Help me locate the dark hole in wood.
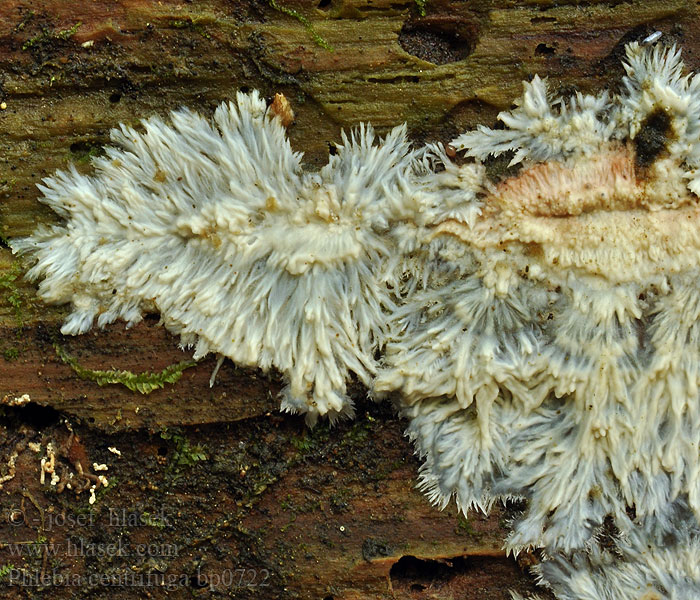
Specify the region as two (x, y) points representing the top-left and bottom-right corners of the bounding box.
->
(399, 16), (478, 65)
(535, 43), (555, 56)
(390, 555), (470, 581)
(6, 403), (63, 428)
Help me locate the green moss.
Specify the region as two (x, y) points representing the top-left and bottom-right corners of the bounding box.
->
(54, 344), (197, 394)
(160, 428), (208, 469)
(291, 434), (314, 453)
(22, 21), (81, 50)
(92, 476), (116, 505)
(69, 140), (105, 163)
(14, 11), (35, 32)
(170, 16), (212, 39)
(0, 261), (25, 328)
(0, 564), (14, 582)
(268, 0), (333, 51)
(415, 0), (428, 16)
(328, 489), (350, 514)
(3, 348), (19, 361)
(140, 509), (167, 529)
(456, 514), (483, 540)
(280, 494), (294, 512)
(21, 34), (42, 50)
(291, 422), (331, 456)
(56, 22), (82, 40)
(342, 419), (371, 444)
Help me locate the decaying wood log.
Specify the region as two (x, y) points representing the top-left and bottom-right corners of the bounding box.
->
(1, 0), (699, 597)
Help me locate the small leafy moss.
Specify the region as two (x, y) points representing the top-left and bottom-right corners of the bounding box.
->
(22, 21), (81, 50)
(415, 0), (428, 16)
(160, 428), (208, 469)
(0, 564), (14, 582)
(268, 0), (332, 51)
(140, 509), (167, 529)
(291, 433), (316, 453)
(3, 348), (19, 361)
(14, 11), (35, 32)
(291, 423), (331, 457)
(56, 22), (82, 40)
(280, 494), (295, 511)
(54, 344), (197, 394)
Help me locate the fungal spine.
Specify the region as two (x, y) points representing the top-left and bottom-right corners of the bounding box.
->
(13, 41), (700, 599)
(13, 91), (430, 425)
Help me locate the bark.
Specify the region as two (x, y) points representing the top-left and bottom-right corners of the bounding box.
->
(0, 0), (698, 597)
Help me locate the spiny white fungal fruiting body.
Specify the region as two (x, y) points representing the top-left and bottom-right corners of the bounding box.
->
(512, 501), (700, 600)
(12, 90), (429, 425)
(376, 40), (700, 586)
(13, 40), (700, 600)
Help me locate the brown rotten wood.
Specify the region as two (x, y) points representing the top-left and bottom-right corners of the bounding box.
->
(0, 0), (698, 598)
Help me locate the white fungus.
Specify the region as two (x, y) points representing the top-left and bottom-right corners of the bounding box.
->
(374, 41), (700, 598)
(13, 41), (700, 599)
(12, 90), (429, 425)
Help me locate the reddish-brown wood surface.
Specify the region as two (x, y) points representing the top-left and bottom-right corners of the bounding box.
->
(2, 0), (699, 597)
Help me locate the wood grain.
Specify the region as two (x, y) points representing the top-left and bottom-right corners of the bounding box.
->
(1, 0), (698, 597)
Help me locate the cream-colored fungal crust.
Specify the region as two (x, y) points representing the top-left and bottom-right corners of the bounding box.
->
(433, 146), (700, 283)
(13, 91), (428, 425)
(376, 41), (700, 597)
(14, 40), (700, 600)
